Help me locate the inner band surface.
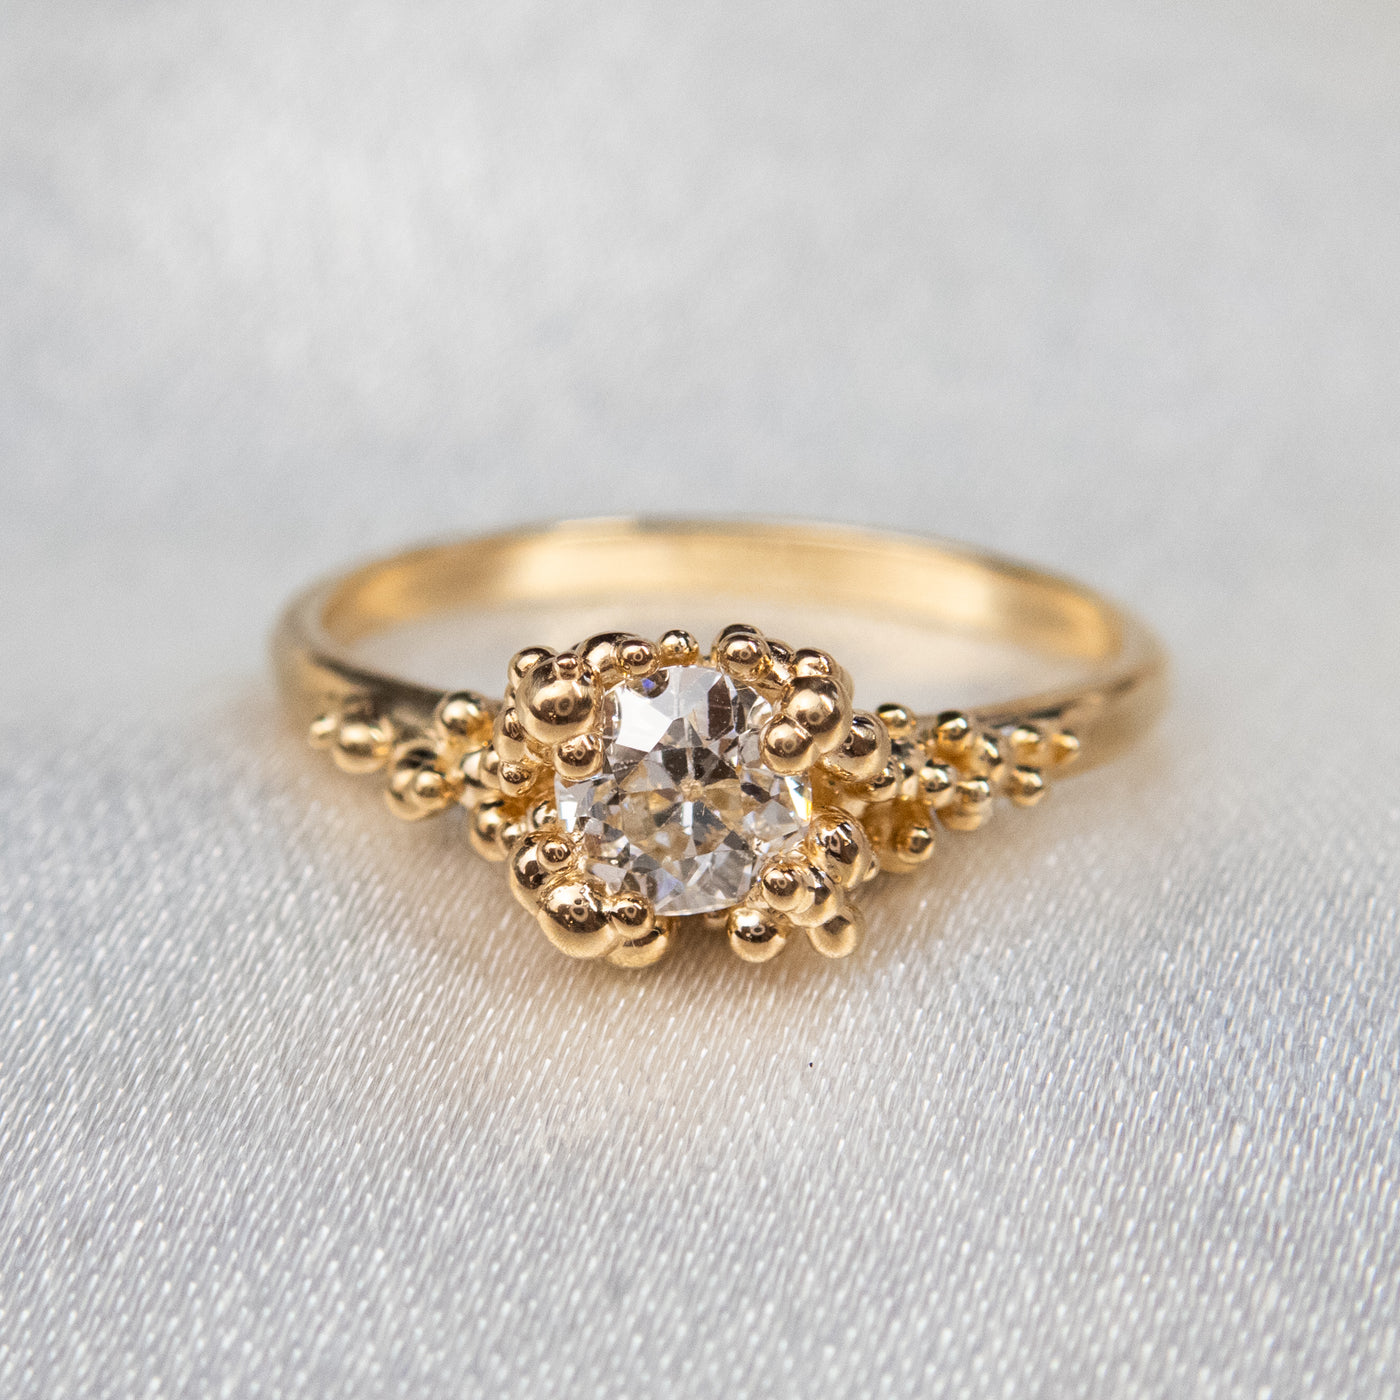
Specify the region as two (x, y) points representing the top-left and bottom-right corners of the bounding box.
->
(277, 518), (1166, 773)
(323, 519), (1118, 658)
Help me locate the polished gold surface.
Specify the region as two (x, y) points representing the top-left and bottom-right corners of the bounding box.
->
(276, 518), (1165, 768)
(274, 519), (1167, 967)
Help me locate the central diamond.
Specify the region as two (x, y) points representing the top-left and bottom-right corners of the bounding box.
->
(554, 665), (812, 916)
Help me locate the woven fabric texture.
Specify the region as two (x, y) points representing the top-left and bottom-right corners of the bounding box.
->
(2, 2), (1398, 1396)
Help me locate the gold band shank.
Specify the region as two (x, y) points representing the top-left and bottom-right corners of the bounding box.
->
(274, 518), (1166, 773)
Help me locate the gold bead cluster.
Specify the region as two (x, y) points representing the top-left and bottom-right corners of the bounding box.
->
(845, 707), (1081, 876)
(308, 690), (494, 819)
(493, 624), (869, 966)
(306, 625), (1079, 969)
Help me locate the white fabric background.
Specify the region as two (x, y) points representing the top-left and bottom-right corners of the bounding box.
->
(2, 2), (1398, 1396)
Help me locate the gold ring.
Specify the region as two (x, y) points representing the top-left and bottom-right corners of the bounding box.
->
(273, 518), (1167, 967)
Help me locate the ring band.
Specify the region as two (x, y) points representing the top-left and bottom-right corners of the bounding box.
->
(274, 518), (1167, 967)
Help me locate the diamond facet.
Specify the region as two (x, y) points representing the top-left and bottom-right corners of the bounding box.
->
(554, 666), (812, 916)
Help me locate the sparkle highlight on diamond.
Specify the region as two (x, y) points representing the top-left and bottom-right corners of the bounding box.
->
(554, 665), (812, 916)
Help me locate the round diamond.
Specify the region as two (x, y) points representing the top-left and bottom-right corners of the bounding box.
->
(554, 665), (812, 916)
